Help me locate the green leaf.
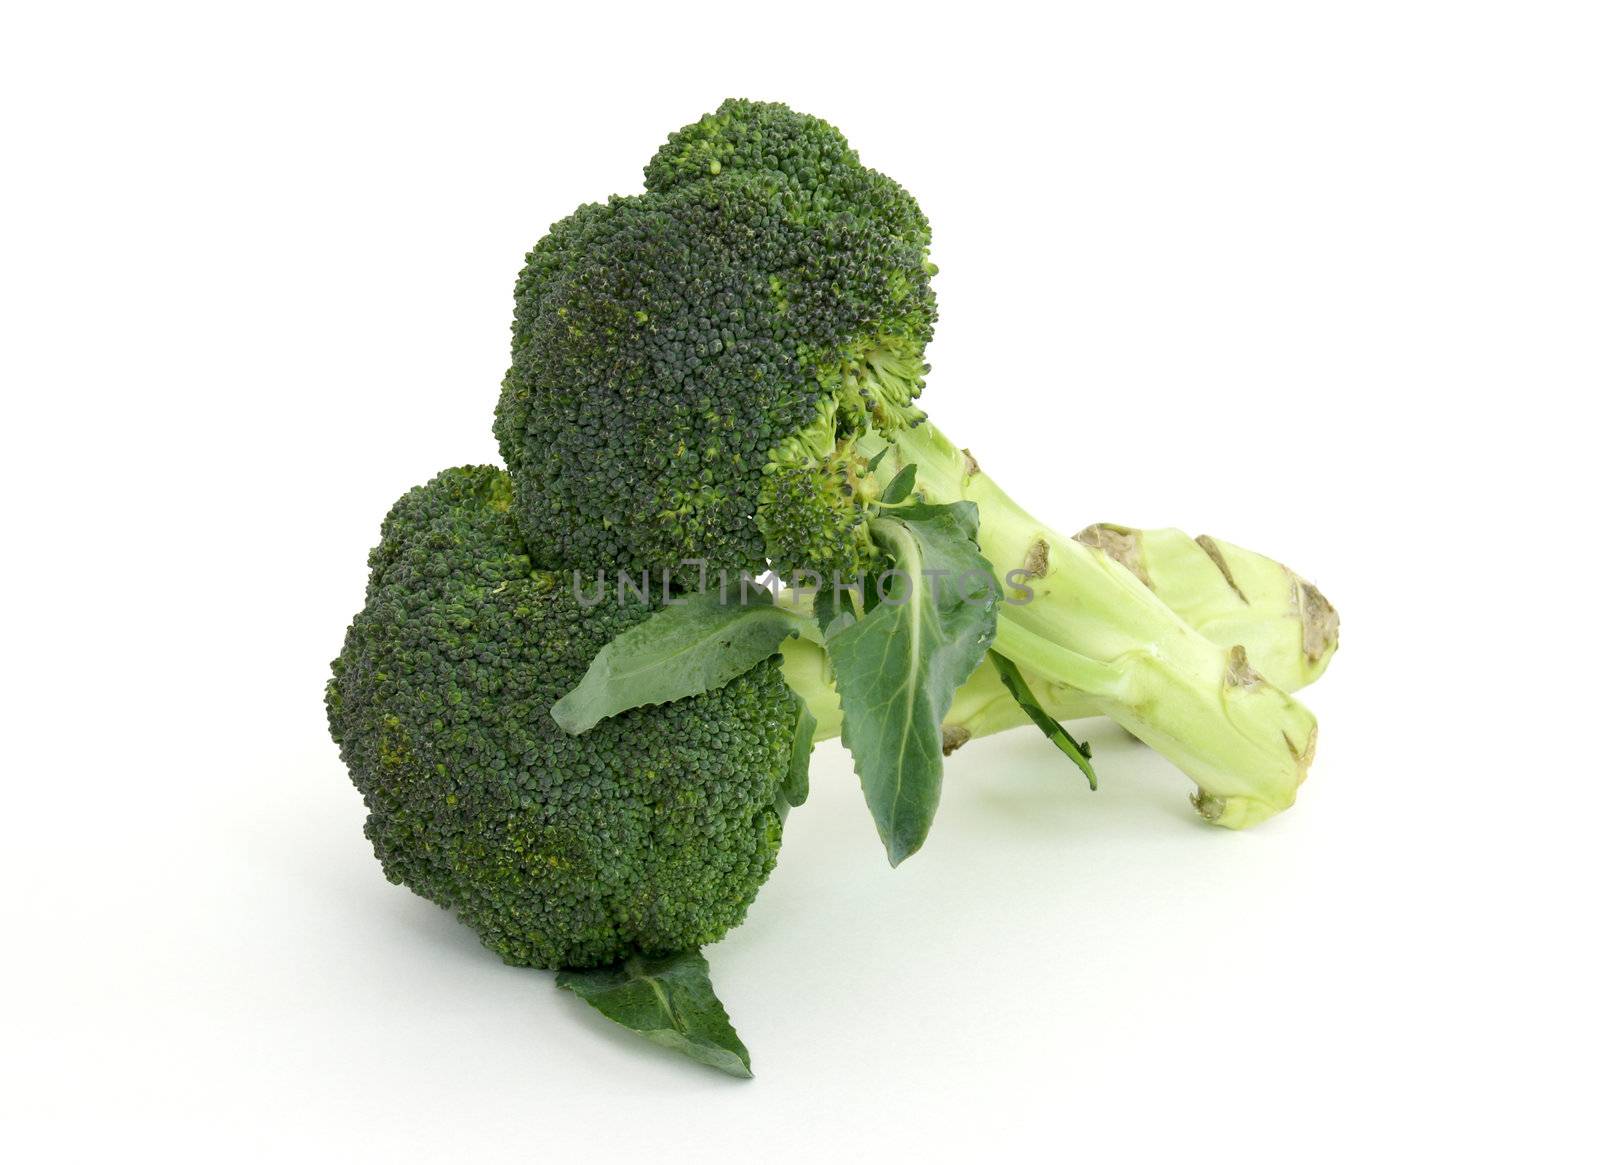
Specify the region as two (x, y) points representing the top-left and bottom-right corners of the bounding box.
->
(779, 693), (816, 815)
(552, 590), (814, 734)
(556, 949), (752, 1078)
(879, 462), (918, 505)
(989, 652), (1098, 789)
(828, 501), (999, 865)
(895, 498), (981, 539)
(813, 585), (844, 639)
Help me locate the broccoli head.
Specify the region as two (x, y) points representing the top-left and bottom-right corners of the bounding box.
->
(326, 466), (800, 969)
(495, 98), (935, 580)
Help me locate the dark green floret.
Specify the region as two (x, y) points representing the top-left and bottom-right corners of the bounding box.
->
(326, 466), (799, 969)
(495, 99), (936, 581)
(644, 97), (932, 249)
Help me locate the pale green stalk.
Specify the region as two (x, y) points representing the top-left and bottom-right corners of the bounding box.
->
(806, 424), (1324, 828)
(780, 514), (1337, 763)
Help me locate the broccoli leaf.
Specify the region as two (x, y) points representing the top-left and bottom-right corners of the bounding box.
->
(779, 696), (816, 815)
(552, 589), (815, 733)
(829, 501), (998, 865)
(878, 462), (918, 505)
(988, 651), (1098, 789)
(557, 949), (752, 1078)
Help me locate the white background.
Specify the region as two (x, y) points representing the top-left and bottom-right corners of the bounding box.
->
(4, 3), (1597, 1160)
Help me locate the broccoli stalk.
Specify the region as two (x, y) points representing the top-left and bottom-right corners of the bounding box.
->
(778, 639), (1060, 751)
(854, 422), (1318, 828)
(782, 642), (1301, 786)
(778, 512), (1335, 789)
(1072, 522), (1337, 695)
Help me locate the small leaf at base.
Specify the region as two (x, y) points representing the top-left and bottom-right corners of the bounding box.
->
(556, 949), (752, 1078)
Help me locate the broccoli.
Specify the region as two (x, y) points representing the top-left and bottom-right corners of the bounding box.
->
(327, 100), (1342, 1076)
(497, 99), (1323, 850)
(328, 468), (1333, 961)
(325, 466), (807, 971)
(326, 468), (1334, 1074)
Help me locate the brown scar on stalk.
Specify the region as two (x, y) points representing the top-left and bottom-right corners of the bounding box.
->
(1072, 523), (1150, 586)
(1224, 644), (1265, 688)
(1294, 576), (1338, 662)
(1191, 790), (1227, 821)
(1292, 722), (1319, 769)
(1195, 534), (1248, 603)
(1021, 537), (1050, 580)
(1000, 537), (1051, 603)
(941, 725), (971, 755)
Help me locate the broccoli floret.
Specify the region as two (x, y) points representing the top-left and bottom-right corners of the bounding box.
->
(644, 97), (933, 249)
(495, 99), (935, 580)
(326, 466), (798, 969)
